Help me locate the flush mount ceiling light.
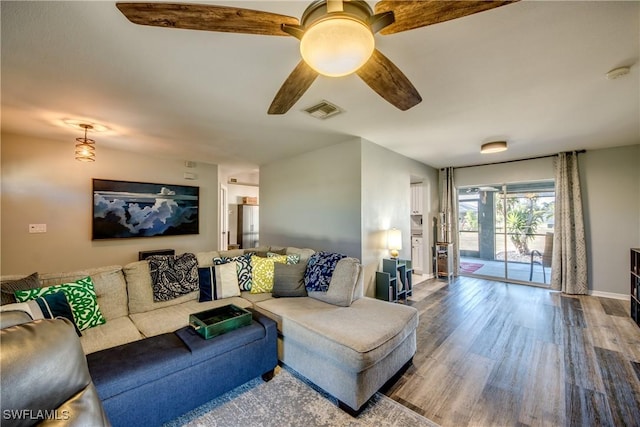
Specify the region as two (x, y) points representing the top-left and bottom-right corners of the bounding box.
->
(75, 124), (96, 162)
(480, 141), (508, 154)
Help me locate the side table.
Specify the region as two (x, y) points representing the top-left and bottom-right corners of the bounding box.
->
(376, 258), (413, 303)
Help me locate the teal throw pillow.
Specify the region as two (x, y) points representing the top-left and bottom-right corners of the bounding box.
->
(14, 276), (106, 331)
(214, 253), (252, 291)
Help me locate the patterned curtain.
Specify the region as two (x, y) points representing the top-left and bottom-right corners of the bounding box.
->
(551, 152), (588, 294)
(439, 167), (459, 276)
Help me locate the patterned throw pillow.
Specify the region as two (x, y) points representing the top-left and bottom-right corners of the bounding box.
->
(304, 251), (347, 292)
(0, 291), (81, 336)
(267, 252), (300, 265)
(250, 255), (288, 294)
(14, 276), (106, 331)
(214, 253), (252, 291)
(148, 253), (199, 302)
(1, 272), (41, 306)
(198, 262), (240, 302)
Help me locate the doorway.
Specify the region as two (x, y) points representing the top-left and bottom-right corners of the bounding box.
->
(219, 184), (228, 251)
(458, 181), (555, 286)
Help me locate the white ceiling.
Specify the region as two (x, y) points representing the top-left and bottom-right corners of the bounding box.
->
(2, 1), (639, 171)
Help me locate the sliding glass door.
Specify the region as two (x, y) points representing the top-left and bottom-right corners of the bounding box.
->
(458, 181), (555, 286)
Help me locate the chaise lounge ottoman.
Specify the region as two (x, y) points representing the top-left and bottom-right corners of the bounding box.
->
(255, 295), (418, 414)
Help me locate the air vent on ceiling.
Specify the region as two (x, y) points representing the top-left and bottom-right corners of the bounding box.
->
(303, 100), (343, 120)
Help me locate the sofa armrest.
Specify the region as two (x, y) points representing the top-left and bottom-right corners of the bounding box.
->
(248, 308), (277, 343)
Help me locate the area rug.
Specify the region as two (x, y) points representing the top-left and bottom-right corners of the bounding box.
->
(459, 261), (484, 274)
(164, 368), (439, 427)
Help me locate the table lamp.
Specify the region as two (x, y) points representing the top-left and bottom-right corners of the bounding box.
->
(388, 228), (402, 259)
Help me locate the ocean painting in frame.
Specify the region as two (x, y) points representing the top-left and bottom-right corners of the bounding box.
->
(92, 179), (199, 239)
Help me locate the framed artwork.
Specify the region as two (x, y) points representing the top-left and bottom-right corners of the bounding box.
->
(92, 179), (199, 239)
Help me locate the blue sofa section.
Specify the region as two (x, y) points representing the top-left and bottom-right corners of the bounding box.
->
(86, 311), (277, 427)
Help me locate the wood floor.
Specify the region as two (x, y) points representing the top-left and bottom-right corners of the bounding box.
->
(384, 276), (640, 427)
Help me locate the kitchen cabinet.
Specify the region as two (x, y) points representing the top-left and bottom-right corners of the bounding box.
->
(412, 237), (423, 274)
(411, 183), (423, 215)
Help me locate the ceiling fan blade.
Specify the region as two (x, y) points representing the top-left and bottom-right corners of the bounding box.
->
(374, 1), (518, 35)
(356, 49), (422, 111)
(268, 61), (319, 115)
(116, 3), (299, 36)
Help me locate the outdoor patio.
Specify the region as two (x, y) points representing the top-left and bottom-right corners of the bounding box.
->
(459, 256), (551, 285)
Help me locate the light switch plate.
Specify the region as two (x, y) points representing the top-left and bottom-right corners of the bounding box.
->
(28, 224), (47, 233)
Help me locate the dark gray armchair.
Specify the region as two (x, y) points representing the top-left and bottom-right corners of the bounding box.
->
(1, 311), (110, 427)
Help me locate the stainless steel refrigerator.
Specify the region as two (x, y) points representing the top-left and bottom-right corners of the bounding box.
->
(237, 204), (259, 249)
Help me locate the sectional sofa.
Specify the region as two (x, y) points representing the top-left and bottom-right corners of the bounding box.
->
(0, 245), (419, 422)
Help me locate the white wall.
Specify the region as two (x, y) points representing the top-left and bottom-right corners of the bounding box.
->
(259, 138), (363, 258)
(455, 157), (555, 187)
(1, 132), (219, 274)
(453, 145), (640, 297)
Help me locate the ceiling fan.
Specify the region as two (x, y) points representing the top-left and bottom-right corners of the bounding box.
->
(116, 0), (518, 115)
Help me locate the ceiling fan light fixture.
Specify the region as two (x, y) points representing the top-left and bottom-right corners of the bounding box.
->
(300, 17), (374, 77)
(480, 141), (508, 154)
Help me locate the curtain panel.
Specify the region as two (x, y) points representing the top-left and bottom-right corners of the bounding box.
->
(551, 152), (588, 294)
(439, 167), (459, 276)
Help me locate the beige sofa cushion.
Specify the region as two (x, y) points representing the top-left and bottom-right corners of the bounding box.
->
(79, 316), (143, 354)
(255, 296), (418, 373)
(240, 290), (273, 304)
(284, 247), (315, 263)
(129, 297), (252, 337)
(196, 251), (221, 267)
(307, 258), (362, 307)
(123, 261), (198, 314)
(3, 266), (128, 321)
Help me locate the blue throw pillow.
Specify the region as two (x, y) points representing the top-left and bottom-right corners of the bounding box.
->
(198, 265), (240, 302)
(304, 251), (347, 292)
(1, 291), (81, 336)
(35, 292), (82, 336)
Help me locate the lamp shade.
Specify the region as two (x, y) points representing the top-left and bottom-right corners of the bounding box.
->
(75, 124), (96, 162)
(387, 228), (402, 258)
(300, 17), (374, 77)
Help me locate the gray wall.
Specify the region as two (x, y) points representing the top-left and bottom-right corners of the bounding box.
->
(1, 132), (219, 274)
(580, 144), (640, 296)
(259, 138), (363, 258)
(453, 144), (640, 297)
(260, 137), (438, 297)
(361, 140), (438, 295)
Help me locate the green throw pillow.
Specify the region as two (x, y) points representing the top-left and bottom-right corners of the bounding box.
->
(14, 276), (106, 331)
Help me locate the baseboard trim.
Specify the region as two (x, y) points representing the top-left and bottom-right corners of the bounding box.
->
(412, 273), (435, 281)
(589, 290), (629, 301)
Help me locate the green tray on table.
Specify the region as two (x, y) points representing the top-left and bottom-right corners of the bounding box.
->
(189, 304), (252, 339)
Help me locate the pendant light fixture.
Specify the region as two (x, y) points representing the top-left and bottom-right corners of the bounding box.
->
(75, 124), (96, 162)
